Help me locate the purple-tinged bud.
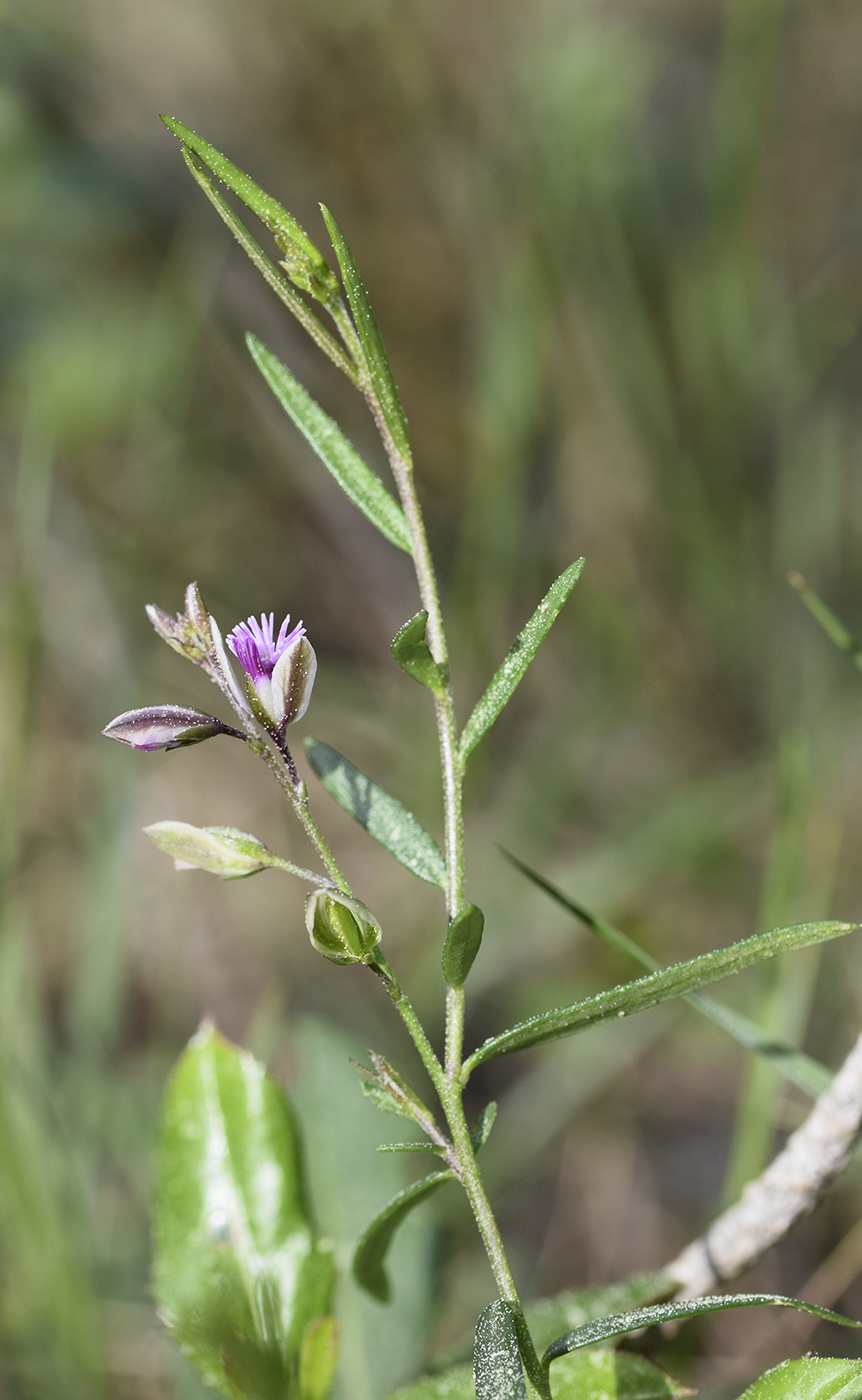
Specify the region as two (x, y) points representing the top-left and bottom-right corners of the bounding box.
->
(226, 612), (317, 731)
(102, 705), (244, 751)
(146, 582), (214, 666)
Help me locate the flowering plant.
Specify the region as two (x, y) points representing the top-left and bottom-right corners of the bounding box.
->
(103, 119), (862, 1400)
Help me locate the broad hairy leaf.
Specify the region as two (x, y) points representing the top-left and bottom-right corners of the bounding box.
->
(320, 205), (412, 460)
(154, 1022), (335, 1400)
(503, 851), (833, 1098)
(247, 335), (411, 553)
(542, 1294), (861, 1370)
(463, 920), (856, 1076)
(442, 904), (485, 988)
(474, 1300), (526, 1400)
(738, 1356), (862, 1399)
(391, 612), (445, 694)
(459, 560), (584, 764)
(305, 738), (447, 888)
(352, 1171), (454, 1302)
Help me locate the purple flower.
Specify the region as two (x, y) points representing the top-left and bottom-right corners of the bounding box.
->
(226, 612), (317, 730)
(102, 705), (244, 751)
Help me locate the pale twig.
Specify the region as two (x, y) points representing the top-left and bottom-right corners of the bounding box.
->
(666, 1029), (862, 1297)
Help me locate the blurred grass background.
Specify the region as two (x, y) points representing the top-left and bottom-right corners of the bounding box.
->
(4, 0), (862, 1396)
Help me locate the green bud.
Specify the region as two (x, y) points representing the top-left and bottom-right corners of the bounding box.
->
(441, 903), (485, 988)
(305, 889), (381, 966)
(144, 822), (272, 878)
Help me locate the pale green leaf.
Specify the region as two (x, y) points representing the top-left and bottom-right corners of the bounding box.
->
(153, 1022), (335, 1400)
(320, 205), (411, 458)
(738, 1356), (862, 1399)
(459, 560), (584, 764)
(502, 851), (833, 1098)
(550, 1350), (690, 1400)
(247, 335), (411, 553)
(305, 738), (447, 887)
(463, 921), (856, 1076)
(352, 1171), (453, 1302)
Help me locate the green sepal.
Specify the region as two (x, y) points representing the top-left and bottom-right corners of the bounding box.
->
(305, 738), (447, 888)
(459, 559), (585, 764)
(542, 1293), (861, 1371)
(738, 1357), (862, 1399)
(320, 205), (411, 459)
(247, 335), (411, 553)
(352, 1171), (454, 1302)
(463, 920), (857, 1076)
(441, 904), (485, 988)
(298, 1316), (339, 1400)
(161, 116), (340, 302)
(152, 1022), (336, 1400)
(391, 612), (445, 695)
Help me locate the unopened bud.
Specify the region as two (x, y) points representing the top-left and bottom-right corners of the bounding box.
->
(144, 822), (272, 877)
(102, 705), (243, 751)
(305, 889), (381, 966)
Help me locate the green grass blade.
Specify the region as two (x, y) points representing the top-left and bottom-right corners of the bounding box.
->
(543, 1294), (860, 1368)
(501, 851), (833, 1098)
(463, 920), (856, 1076)
(352, 1171), (453, 1302)
(459, 559), (584, 764)
(182, 149), (356, 379)
(789, 572), (862, 670)
(305, 739), (447, 887)
(248, 335), (412, 553)
(319, 205), (411, 458)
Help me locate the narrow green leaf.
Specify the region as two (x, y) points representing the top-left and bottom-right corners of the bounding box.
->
(376, 1142), (442, 1155)
(353, 1051), (440, 1132)
(305, 738), (447, 887)
(471, 1101), (497, 1153)
(525, 1275), (675, 1353)
(463, 920), (856, 1076)
(789, 572), (862, 671)
(502, 851), (833, 1098)
(153, 1022), (335, 1400)
(459, 560), (585, 764)
(542, 1294), (861, 1369)
(247, 335), (411, 553)
(299, 1316), (340, 1400)
(161, 116), (339, 300)
(474, 1300), (526, 1400)
(442, 904), (485, 988)
(352, 1171), (453, 1302)
(391, 612), (445, 694)
(181, 149), (355, 380)
(320, 205), (411, 459)
(739, 1356), (862, 1399)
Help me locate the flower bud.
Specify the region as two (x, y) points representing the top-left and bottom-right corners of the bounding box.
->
(102, 705), (243, 751)
(305, 889), (381, 966)
(144, 822), (272, 877)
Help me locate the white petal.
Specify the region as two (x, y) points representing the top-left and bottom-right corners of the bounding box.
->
(209, 614), (250, 714)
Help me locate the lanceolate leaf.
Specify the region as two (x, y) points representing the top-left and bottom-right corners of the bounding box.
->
(153, 1023), (335, 1400)
(739, 1357), (862, 1399)
(247, 335), (412, 554)
(542, 1294), (861, 1370)
(459, 560), (585, 764)
(391, 612), (445, 694)
(352, 1171), (454, 1302)
(503, 851), (833, 1099)
(305, 738), (447, 888)
(320, 205), (412, 459)
(474, 1300), (526, 1400)
(463, 920), (856, 1077)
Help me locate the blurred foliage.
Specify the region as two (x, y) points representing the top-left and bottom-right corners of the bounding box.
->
(4, 1), (862, 1397)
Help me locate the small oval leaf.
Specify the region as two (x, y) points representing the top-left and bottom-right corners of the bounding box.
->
(153, 1023), (335, 1399)
(248, 335), (411, 553)
(474, 1301), (526, 1400)
(464, 921), (857, 1076)
(459, 560), (584, 764)
(352, 1171), (453, 1302)
(305, 738), (447, 887)
(442, 904), (485, 988)
(391, 612), (445, 694)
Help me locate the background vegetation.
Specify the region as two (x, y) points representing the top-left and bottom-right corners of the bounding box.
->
(3, 0), (862, 1396)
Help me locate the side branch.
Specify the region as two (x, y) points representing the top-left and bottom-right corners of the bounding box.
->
(666, 1030), (862, 1297)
